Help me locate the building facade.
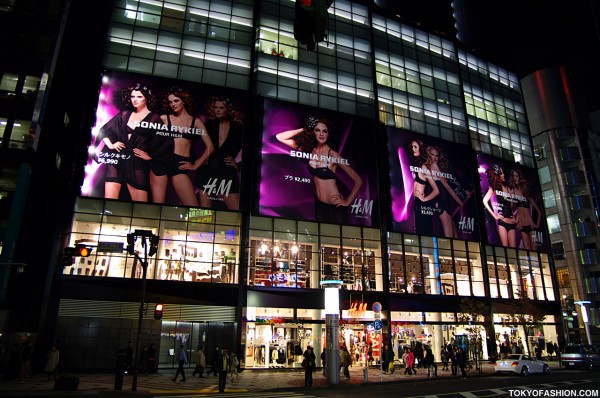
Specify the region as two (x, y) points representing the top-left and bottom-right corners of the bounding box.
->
(522, 67), (600, 344)
(1, 0), (564, 372)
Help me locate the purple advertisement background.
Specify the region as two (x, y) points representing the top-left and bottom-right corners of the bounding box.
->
(477, 153), (547, 251)
(258, 98), (379, 227)
(81, 70), (246, 210)
(387, 127), (479, 240)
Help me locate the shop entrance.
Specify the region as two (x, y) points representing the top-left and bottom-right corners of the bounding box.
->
(158, 321), (236, 369)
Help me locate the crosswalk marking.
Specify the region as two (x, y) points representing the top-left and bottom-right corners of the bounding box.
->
(160, 392), (320, 398)
(401, 377), (600, 398)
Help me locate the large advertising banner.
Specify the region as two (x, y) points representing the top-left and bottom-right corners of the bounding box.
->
(477, 153), (546, 251)
(387, 127), (479, 240)
(82, 70), (246, 211)
(258, 98), (379, 227)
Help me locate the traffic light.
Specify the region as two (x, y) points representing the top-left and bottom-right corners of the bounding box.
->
(148, 235), (159, 257)
(153, 303), (164, 320)
(75, 244), (93, 257)
(62, 247), (76, 267)
(294, 0), (332, 51)
(126, 233), (136, 255)
(62, 245), (93, 267)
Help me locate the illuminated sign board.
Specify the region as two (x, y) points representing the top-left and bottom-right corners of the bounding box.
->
(387, 127), (479, 240)
(477, 153), (547, 250)
(258, 98), (379, 227)
(82, 70), (246, 211)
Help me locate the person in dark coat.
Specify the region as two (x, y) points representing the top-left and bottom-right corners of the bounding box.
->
(457, 347), (467, 379)
(216, 348), (230, 392)
(425, 348), (437, 377)
(212, 346), (220, 376)
(303, 345), (316, 387)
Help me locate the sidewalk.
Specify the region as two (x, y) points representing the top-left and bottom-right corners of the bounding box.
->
(0, 360), (563, 397)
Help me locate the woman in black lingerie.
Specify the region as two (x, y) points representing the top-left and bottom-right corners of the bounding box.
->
(276, 116), (362, 224)
(426, 146), (471, 238)
(98, 83), (163, 202)
(482, 165), (517, 247)
(408, 139), (439, 236)
(152, 87), (213, 206)
(509, 168), (541, 250)
(194, 96), (243, 210)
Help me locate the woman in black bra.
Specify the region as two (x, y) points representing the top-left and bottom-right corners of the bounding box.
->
(276, 116), (362, 223)
(194, 96), (243, 210)
(153, 87), (213, 206)
(426, 146), (471, 238)
(510, 168), (541, 250)
(408, 139), (439, 236)
(482, 165), (517, 247)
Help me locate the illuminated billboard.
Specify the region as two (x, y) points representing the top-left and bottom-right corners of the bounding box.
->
(258, 98), (379, 227)
(82, 70), (246, 211)
(387, 127), (479, 240)
(477, 153), (547, 251)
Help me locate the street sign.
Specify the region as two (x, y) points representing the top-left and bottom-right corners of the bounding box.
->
(97, 241), (124, 253)
(373, 319), (382, 331)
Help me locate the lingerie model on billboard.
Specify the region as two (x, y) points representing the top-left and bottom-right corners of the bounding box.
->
(477, 153), (547, 251)
(387, 127), (479, 241)
(82, 70), (246, 211)
(258, 98), (379, 227)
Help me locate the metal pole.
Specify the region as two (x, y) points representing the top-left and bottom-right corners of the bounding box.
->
(325, 313), (340, 385)
(131, 238), (148, 392)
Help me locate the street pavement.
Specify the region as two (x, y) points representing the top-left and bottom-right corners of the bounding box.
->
(0, 360), (563, 397)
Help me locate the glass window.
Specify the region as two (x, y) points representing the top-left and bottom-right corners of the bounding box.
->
(0, 117), (6, 143)
(551, 241), (565, 260)
(547, 214), (561, 234)
(64, 202), (240, 284)
(22, 75), (41, 94)
(8, 119), (31, 149)
(0, 73), (18, 92)
(538, 166), (551, 185)
(542, 189), (556, 209)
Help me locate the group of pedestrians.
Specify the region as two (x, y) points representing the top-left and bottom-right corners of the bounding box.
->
(441, 341), (468, 379)
(171, 344), (239, 393)
(2, 340), (61, 383)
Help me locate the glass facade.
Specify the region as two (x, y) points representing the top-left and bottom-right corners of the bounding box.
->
(53, 0), (562, 370)
(65, 197), (241, 283)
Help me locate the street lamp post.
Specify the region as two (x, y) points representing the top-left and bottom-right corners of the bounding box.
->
(574, 301), (592, 345)
(127, 230), (158, 392)
(321, 279), (342, 386)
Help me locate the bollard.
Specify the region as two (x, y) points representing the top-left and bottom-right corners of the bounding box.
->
(363, 367), (368, 383)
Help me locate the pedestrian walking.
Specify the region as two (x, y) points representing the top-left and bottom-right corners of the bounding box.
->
(212, 346), (220, 376)
(450, 345), (458, 375)
(146, 343), (157, 374)
(425, 347), (437, 377)
(320, 348), (326, 376)
(18, 341), (32, 383)
(44, 343), (60, 381)
(217, 348), (231, 392)
(404, 348), (415, 375)
(382, 344), (395, 374)
(547, 341), (555, 361)
(457, 347), (467, 379)
(303, 345), (316, 387)
(339, 346), (351, 378)
(229, 351), (239, 382)
(441, 348), (449, 370)
(172, 344), (187, 382)
(192, 346), (206, 377)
